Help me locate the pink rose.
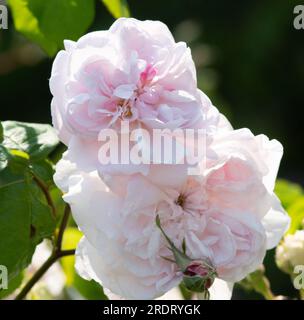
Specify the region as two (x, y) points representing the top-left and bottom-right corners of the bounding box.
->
(54, 125), (289, 297)
(50, 18), (215, 145)
(51, 18), (289, 300)
(56, 167), (181, 299)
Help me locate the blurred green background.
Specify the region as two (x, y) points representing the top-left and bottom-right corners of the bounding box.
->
(1, 0), (304, 299)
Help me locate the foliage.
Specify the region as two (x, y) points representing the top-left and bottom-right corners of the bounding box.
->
(102, 0), (130, 19)
(8, 0), (95, 56)
(275, 179), (304, 234)
(0, 121), (106, 299)
(0, 172), (55, 276)
(0, 122), (57, 283)
(7, 0), (130, 56)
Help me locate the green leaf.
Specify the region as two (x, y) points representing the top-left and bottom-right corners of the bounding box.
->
(48, 143), (67, 165)
(179, 283), (193, 300)
(286, 196), (304, 234)
(7, 150), (30, 175)
(29, 181), (56, 241)
(72, 274), (108, 300)
(50, 187), (66, 223)
(61, 228), (108, 300)
(2, 121), (59, 161)
(0, 160), (56, 283)
(0, 122), (59, 291)
(30, 159), (55, 187)
(156, 215), (191, 271)
(7, 0), (95, 56)
(275, 179), (303, 209)
(102, 0), (130, 18)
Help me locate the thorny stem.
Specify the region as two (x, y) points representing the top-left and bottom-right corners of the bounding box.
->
(15, 204), (75, 300)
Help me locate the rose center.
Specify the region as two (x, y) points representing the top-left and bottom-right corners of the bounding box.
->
(175, 194), (186, 208)
(123, 106), (133, 118)
(114, 64), (157, 122)
(118, 99), (133, 119)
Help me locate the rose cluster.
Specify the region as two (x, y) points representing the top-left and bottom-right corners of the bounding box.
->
(51, 18), (290, 299)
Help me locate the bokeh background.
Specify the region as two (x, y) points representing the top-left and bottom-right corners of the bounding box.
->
(1, 0), (304, 299)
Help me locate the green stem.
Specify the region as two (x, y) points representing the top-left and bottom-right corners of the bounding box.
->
(55, 205), (71, 252)
(263, 289), (275, 300)
(15, 249), (75, 300)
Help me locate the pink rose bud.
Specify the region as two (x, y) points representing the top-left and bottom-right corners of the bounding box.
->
(184, 260), (215, 290)
(184, 261), (209, 277)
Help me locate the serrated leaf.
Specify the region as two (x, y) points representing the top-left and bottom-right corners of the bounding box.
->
(61, 228), (108, 300)
(102, 0), (130, 18)
(2, 121), (59, 161)
(7, 0), (95, 56)
(0, 162), (56, 283)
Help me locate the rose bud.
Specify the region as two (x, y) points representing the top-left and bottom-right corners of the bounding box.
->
(183, 260), (216, 297)
(156, 215), (217, 299)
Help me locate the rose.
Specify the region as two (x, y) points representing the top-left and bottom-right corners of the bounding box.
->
(56, 167), (181, 299)
(204, 128), (291, 280)
(55, 162), (234, 299)
(50, 18), (217, 146)
(50, 18), (226, 178)
(51, 18), (289, 300)
(276, 230), (304, 273)
(94, 127), (289, 282)
(54, 126), (289, 298)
